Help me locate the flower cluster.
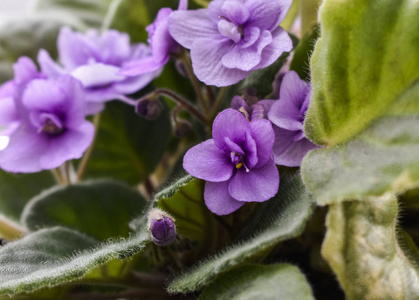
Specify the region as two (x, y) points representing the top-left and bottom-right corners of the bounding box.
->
(184, 71), (318, 215)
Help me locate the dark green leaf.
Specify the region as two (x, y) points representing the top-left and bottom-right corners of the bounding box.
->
(199, 264), (315, 300)
(22, 180), (147, 240)
(168, 173), (314, 293)
(0, 170), (54, 222)
(322, 194), (419, 299)
(84, 101), (171, 184)
(305, 0), (419, 146)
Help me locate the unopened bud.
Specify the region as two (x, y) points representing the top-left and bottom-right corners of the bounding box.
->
(136, 99), (163, 120)
(148, 209), (176, 246)
(174, 120), (191, 138)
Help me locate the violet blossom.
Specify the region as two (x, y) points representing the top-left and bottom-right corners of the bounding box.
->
(119, 0), (188, 77)
(148, 209), (177, 246)
(267, 71), (319, 167)
(0, 58), (94, 173)
(183, 108), (279, 215)
(168, 0), (293, 87)
(38, 27), (160, 114)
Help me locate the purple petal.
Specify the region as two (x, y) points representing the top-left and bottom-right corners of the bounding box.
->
(241, 26), (260, 48)
(279, 71), (310, 108)
(222, 30), (272, 71)
(13, 57), (41, 85)
(249, 118), (274, 168)
(119, 56), (166, 76)
(183, 139), (234, 182)
(38, 49), (65, 79)
(246, 0), (292, 31)
(190, 38), (250, 86)
(168, 9), (220, 49)
(0, 128), (48, 173)
(85, 102), (105, 115)
(252, 27), (293, 70)
(99, 30), (131, 66)
(71, 63), (125, 88)
(39, 122), (94, 170)
(22, 79), (67, 112)
(0, 97), (18, 125)
(258, 99), (275, 112)
(221, 0), (250, 24)
(58, 27), (99, 70)
(229, 160), (279, 202)
(224, 137), (244, 155)
(204, 181), (245, 215)
(113, 69), (160, 95)
(148, 8), (174, 63)
(212, 109), (250, 152)
(0, 80), (15, 98)
(273, 126), (319, 167)
(244, 131), (258, 168)
(178, 0), (188, 10)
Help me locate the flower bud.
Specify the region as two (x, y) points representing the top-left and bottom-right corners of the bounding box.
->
(174, 120), (191, 138)
(136, 99), (163, 120)
(148, 209), (176, 246)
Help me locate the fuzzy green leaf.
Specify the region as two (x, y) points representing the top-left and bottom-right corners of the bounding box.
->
(305, 0), (419, 146)
(84, 101), (171, 184)
(302, 116), (419, 205)
(168, 174), (314, 293)
(199, 264), (315, 300)
(22, 180), (147, 240)
(322, 194), (419, 299)
(0, 224), (150, 295)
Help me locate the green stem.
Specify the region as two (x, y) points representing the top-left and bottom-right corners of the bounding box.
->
(180, 51), (210, 117)
(211, 86), (228, 118)
(0, 216), (26, 241)
(51, 168), (65, 185)
(77, 113), (102, 181)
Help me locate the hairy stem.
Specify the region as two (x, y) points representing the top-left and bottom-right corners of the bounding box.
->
(0, 215), (26, 241)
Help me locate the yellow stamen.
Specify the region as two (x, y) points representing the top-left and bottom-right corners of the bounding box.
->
(235, 162), (243, 169)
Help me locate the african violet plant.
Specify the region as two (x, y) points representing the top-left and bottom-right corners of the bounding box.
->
(0, 0), (418, 299)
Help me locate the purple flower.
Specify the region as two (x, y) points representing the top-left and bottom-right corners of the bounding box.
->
(267, 71), (319, 167)
(183, 109), (279, 215)
(38, 27), (160, 114)
(148, 209), (177, 246)
(168, 0), (293, 87)
(0, 59), (94, 173)
(0, 57), (45, 136)
(119, 0), (188, 77)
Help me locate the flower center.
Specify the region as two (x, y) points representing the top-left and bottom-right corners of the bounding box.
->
(230, 151), (249, 172)
(218, 17), (243, 43)
(42, 118), (63, 135)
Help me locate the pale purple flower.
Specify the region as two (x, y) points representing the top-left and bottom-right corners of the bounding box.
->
(0, 57), (45, 136)
(119, 0), (188, 77)
(183, 109), (279, 215)
(168, 0), (293, 87)
(267, 71), (319, 167)
(0, 59), (94, 173)
(38, 27), (160, 114)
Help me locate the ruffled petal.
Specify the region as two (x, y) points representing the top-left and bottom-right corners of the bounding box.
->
(183, 139), (234, 182)
(119, 56), (166, 76)
(249, 118), (274, 168)
(39, 122), (94, 170)
(222, 30), (272, 71)
(252, 27), (293, 70)
(13, 57), (41, 85)
(228, 160), (279, 202)
(221, 0), (250, 25)
(246, 0), (292, 31)
(22, 79), (67, 112)
(190, 38), (250, 86)
(0, 97), (18, 125)
(268, 96), (304, 132)
(279, 71), (310, 110)
(0, 128), (48, 173)
(113, 68), (161, 95)
(38, 49), (65, 79)
(273, 126), (319, 167)
(168, 9), (220, 49)
(212, 109), (250, 152)
(204, 181), (245, 215)
(71, 63), (125, 88)
(244, 131), (258, 168)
